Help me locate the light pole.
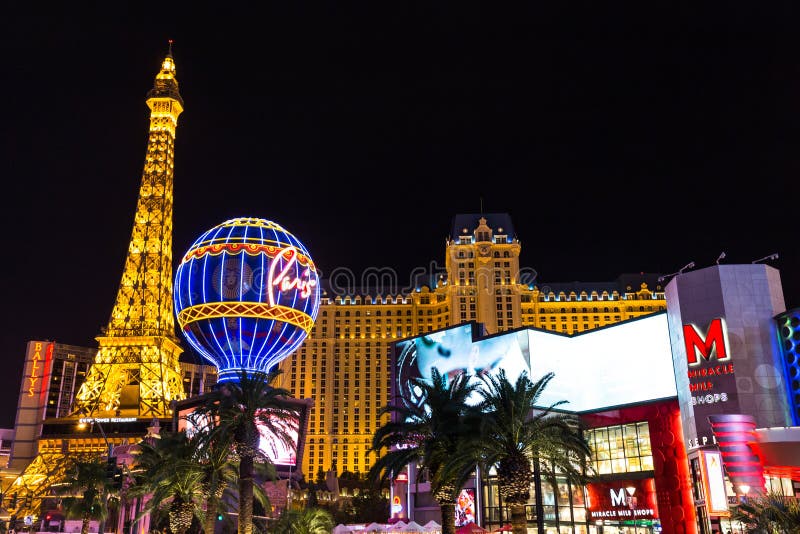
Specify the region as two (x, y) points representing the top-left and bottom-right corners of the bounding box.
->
(78, 419), (114, 534)
(78, 418), (113, 457)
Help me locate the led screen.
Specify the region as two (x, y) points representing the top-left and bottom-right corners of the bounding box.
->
(395, 323), (530, 410)
(394, 313), (677, 413)
(178, 404), (304, 467)
(701, 450), (729, 514)
(455, 488), (476, 527)
(256, 409), (299, 466)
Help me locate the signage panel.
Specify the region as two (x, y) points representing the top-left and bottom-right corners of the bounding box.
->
(699, 450), (729, 515)
(585, 478), (659, 521)
(682, 319), (740, 447)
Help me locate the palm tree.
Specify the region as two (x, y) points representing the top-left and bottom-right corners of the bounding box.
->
(128, 431), (206, 534)
(192, 369), (300, 534)
(733, 491), (800, 533)
(368, 368), (479, 534)
(58, 457), (116, 534)
(473, 369), (590, 534)
(193, 429), (276, 534)
(270, 507), (334, 534)
(195, 430), (237, 534)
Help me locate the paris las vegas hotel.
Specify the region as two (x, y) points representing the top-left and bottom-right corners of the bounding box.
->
(9, 212), (666, 479)
(276, 213), (666, 478)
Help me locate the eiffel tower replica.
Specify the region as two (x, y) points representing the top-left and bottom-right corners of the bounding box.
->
(7, 44), (187, 516)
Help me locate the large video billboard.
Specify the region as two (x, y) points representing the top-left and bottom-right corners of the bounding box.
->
(177, 397), (311, 468)
(394, 313), (677, 413)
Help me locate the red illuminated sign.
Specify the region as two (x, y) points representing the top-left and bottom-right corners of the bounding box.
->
(27, 342), (52, 398)
(586, 478), (659, 521)
(684, 318), (728, 366)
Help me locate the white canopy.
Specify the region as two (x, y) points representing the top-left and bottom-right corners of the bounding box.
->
(333, 525), (353, 534)
(402, 521), (425, 532)
(388, 522), (408, 531)
(364, 523), (386, 533)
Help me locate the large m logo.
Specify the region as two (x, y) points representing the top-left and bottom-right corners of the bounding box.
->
(610, 488), (627, 507)
(683, 318), (728, 366)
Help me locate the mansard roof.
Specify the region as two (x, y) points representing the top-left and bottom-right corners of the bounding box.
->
(450, 213), (515, 240)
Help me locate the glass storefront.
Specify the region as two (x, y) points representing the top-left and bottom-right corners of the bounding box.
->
(482, 421), (660, 534)
(585, 422), (653, 475)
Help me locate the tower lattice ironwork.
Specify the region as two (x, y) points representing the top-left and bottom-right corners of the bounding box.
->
(4, 48), (188, 521)
(72, 47), (186, 418)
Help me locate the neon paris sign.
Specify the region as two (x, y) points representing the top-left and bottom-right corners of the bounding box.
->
(267, 246), (317, 305)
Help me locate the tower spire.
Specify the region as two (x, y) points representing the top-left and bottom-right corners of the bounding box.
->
(72, 49), (186, 417)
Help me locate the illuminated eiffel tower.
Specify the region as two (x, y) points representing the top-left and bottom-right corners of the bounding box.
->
(71, 44), (186, 418)
(7, 44), (187, 518)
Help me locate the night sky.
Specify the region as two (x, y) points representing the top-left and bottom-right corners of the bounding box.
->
(2, 4), (800, 428)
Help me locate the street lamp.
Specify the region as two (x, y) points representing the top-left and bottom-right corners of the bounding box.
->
(78, 418), (113, 457)
(738, 484), (750, 504)
(657, 261), (695, 283)
(78, 419), (115, 534)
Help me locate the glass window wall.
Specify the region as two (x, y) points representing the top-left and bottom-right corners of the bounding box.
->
(585, 422), (653, 475)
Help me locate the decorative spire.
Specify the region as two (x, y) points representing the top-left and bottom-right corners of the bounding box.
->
(147, 43), (183, 106)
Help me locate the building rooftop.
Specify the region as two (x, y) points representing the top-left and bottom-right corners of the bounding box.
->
(450, 213), (515, 241)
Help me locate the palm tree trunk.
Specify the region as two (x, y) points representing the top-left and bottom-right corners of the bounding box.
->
(532, 460), (544, 534)
(440, 503), (456, 534)
(203, 510), (216, 534)
(97, 494), (107, 534)
(238, 455), (254, 534)
(203, 493), (221, 534)
(509, 504), (527, 534)
(81, 515), (90, 534)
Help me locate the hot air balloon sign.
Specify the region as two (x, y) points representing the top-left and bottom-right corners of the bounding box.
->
(174, 218), (320, 382)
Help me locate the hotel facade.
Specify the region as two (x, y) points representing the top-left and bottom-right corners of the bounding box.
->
(276, 213), (667, 479)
